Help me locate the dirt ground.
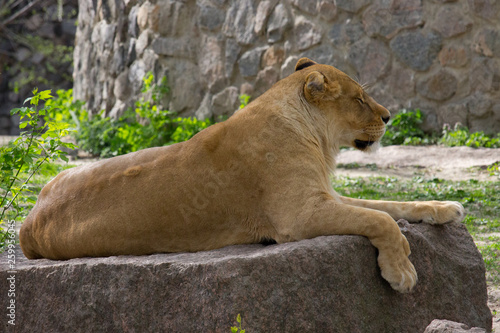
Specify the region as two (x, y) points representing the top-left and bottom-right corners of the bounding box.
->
(337, 145), (500, 181)
(337, 145), (500, 332)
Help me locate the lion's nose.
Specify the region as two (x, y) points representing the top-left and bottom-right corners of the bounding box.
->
(382, 116), (390, 124)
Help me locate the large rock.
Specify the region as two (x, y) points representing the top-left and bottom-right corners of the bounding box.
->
(290, 0), (319, 15)
(238, 46), (268, 77)
(222, 0), (257, 45)
(198, 4), (226, 31)
(472, 29), (500, 58)
(467, 0), (499, 21)
(266, 3), (291, 43)
(0, 221), (491, 332)
(348, 38), (391, 83)
(293, 16), (322, 51)
(363, 0), (423, 39)
(390, 30), (443, 71)
(335, 0), (370, 13)
(417, 69), (458, 101)
(254, 0), (278, 35)
(430, 6), (473, 38)
(425, 319), (487, 333)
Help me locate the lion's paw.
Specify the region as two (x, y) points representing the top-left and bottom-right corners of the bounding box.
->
(377, 236), (417, 293)
(421, 201), (465, 225)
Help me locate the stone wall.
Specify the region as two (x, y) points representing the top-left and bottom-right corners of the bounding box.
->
(0, 0), (78, 135)
(74, 0), (500, 134)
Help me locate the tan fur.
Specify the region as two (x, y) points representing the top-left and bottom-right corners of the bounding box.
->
(19, 58), (465, 293)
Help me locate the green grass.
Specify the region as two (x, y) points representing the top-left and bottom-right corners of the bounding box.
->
(476, 236), (500, 283)
(332, 175), (500, 283)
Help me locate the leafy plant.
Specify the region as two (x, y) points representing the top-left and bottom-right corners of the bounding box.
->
(0, 88), (77, 248)
(171, 117), (213, 143)
(49, 73), (213, 158)
(45, 89), (86, 128)
(230, 314), (246, 333)
(439, 123), (500, 148)
(382, 109), (433, 146)
(382, 109), (500, 148)
(239, 94), (251, 109)
(74, 109), (130, 157)
(142, 71), (169, 103)
(487, 162), (500, 179)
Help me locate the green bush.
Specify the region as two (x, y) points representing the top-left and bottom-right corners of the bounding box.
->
(0, 89), (77, 248)
(382, 109), (499, 148)
(382, 109), (433, 146)
(439, 123), (500, 148)
(49, 73), (213, 158)
(45, 88), (86, 127)
(74, 109), (212, 158)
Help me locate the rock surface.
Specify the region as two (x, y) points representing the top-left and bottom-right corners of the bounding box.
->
(1, 221), (491, 332)
(425, 319), (487, 333)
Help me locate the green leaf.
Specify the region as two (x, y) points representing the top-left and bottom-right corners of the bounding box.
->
(23, 157), (32, 166)
(30, 95), (39, 106)
(26, 197), (37, 204)
(19, 121), (29, 129)
(61, 142), (78, 149)
(230, 327), (238, 333)
(10, 108), (21, 115)
(38, 90), (53, 101)
(237, 314), (241, 324)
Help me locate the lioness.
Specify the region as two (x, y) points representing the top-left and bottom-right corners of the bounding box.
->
(20, 58), (465, 293)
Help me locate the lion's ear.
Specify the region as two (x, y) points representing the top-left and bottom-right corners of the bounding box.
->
(304, 71), (341, 101)
(305, 71), (325, 95)
(295, 57), (317, 71)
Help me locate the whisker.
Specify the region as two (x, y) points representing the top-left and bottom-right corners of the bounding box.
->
(360, 82), (374, 91)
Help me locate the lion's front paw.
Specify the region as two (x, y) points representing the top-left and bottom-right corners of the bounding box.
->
(377, 235), (417, 293)
(421, 201), (465, 225)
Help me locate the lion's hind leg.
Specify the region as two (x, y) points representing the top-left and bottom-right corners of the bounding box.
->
(338, 196), (465, 225)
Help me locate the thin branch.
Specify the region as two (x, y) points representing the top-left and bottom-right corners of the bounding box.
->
(0, 0), (44, 27)
(6, 154), (49, 214)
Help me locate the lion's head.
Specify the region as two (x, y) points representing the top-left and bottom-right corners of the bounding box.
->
(294, 58), (391, 152)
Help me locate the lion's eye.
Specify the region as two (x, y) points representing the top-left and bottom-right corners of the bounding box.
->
(356, 98), (365, 105)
